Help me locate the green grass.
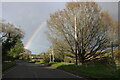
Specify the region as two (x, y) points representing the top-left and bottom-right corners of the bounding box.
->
(35, 61), (46, 64)
(28, 60), (36, 63)
(116, 66), (120, 77)
(47, 62), (74, 67)
(117, 66), (120, 69)
(2, 61), (16, 72)
(47, 62), (120, 79)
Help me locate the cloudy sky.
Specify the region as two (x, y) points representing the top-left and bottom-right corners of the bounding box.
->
(1, 2), (118, 54)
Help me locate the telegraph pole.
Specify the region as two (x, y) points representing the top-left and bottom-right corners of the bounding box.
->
(74, 15), (78, 65)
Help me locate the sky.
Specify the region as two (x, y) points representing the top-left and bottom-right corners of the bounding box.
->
(1, 2), (118, 54)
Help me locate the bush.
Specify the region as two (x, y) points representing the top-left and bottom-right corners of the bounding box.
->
(35, 61), (46, 64)
(85, 57), (116, 72)
(42, 53), (50, 63)
(64, 56), (75, 63)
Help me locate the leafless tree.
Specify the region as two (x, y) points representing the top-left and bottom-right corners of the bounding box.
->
(47, 2), (117, 64)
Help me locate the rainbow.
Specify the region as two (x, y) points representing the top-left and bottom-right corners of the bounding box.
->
(24, 21), (46, 49)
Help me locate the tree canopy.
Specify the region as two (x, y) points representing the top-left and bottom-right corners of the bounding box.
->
(0, 20), (24, 61)
(47, 2), (117, 64)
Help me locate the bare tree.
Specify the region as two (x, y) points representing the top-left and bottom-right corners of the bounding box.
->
(0, 20), (24, 42)
(47, 2), (117, 64)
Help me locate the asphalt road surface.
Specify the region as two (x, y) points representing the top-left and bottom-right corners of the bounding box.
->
(2, 61), (85, 80)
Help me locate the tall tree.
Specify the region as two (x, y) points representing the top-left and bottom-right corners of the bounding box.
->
(0, 20), (24, 60)
(47, 2), (117, 64)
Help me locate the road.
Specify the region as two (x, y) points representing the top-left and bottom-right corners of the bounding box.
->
(2, 61), (85, 80)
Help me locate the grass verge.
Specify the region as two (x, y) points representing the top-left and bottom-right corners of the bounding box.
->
(2, 61), (16, 72)
(45, 62), (120, 79)
(35, 61), (46, 64)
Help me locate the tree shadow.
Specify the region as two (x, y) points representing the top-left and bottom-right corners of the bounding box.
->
(56, 63), (120, 80)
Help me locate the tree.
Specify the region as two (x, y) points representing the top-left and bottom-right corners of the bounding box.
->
(19, 49), (31, 60)
(47, 2), (117, 65)
(0, 20), (24, 60)
(7, 40), (24, 59)
(49, 38), (72, 62)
